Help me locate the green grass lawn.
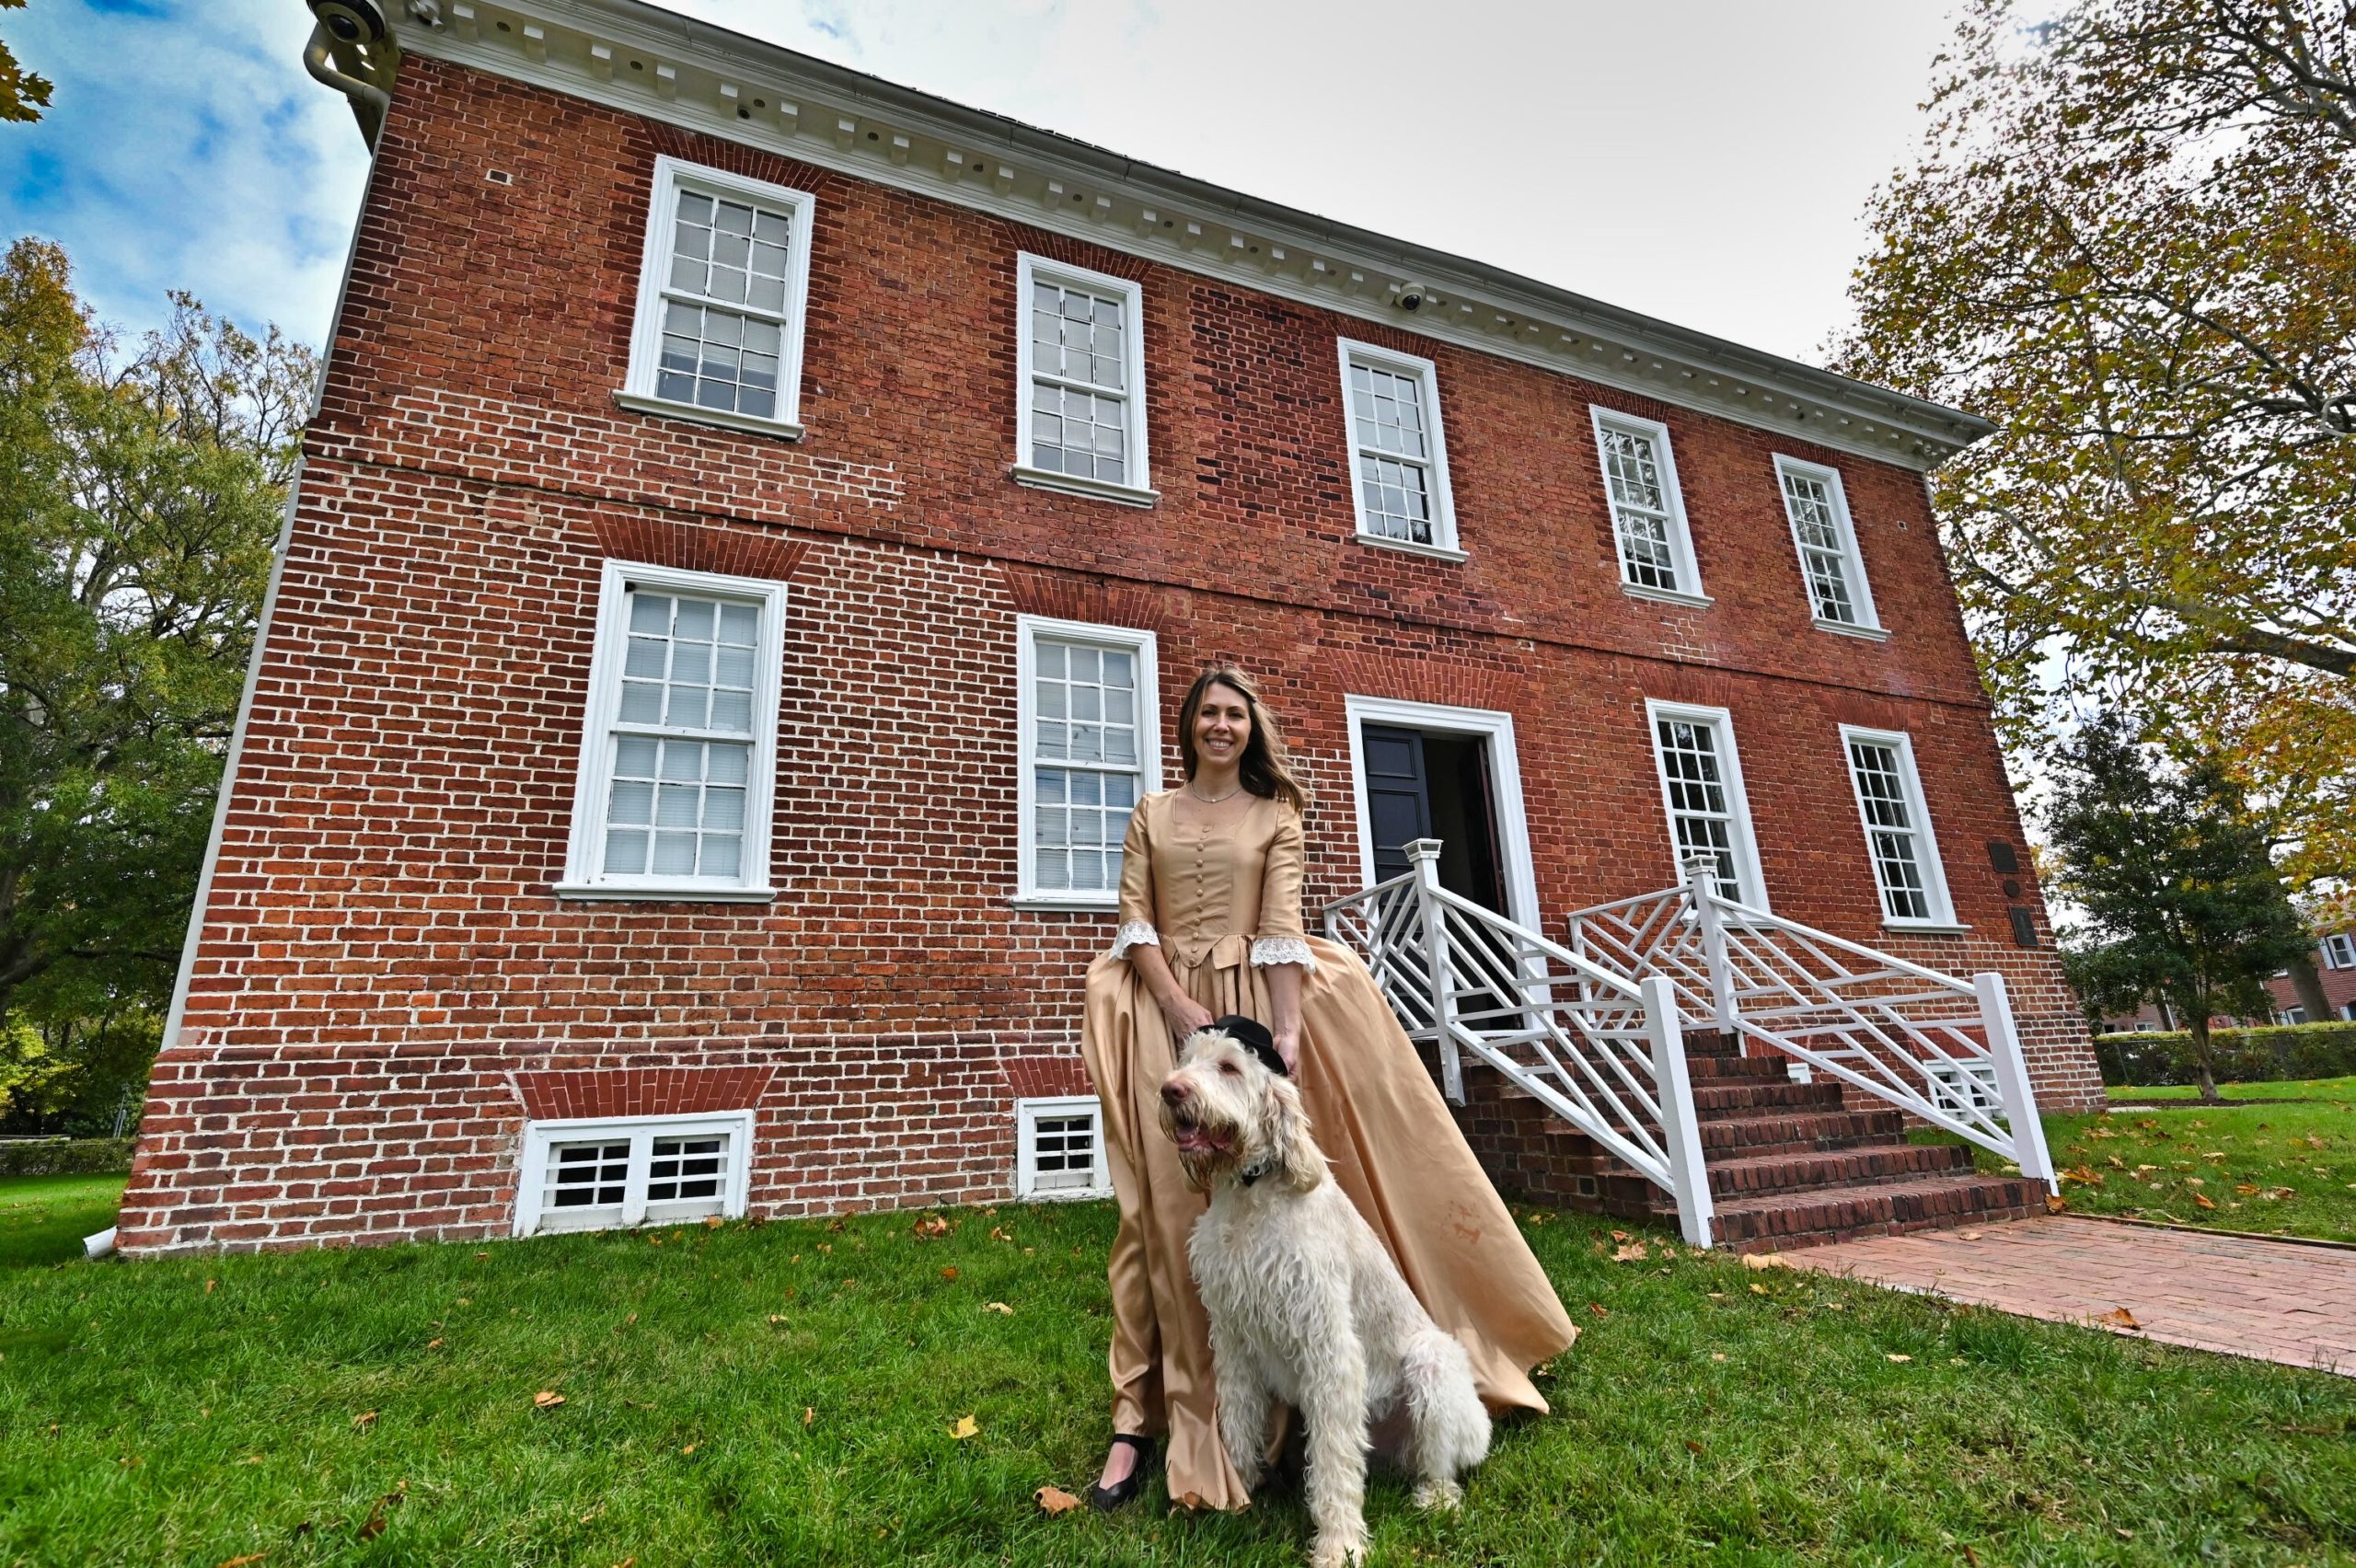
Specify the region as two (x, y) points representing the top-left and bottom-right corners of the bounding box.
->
(2, 1193), (2351, 1565)
(1941, 1077), (2356, 1245)
(0, 1172), (127, 1272)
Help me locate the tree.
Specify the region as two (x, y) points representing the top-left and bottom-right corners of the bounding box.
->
(0, 237), (311, 1124)
(2045, 719), (2313, 1101)
(0, 0), (52, 124)
(1835, 0), (2356, 889)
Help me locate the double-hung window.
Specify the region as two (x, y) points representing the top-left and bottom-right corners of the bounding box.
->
(1012, 254), (1155, 505)
(1338, 339), (1460, 557)
(2322, 932), (2356, 970)
(1773, 455), (1883, 638)
(559, 560), (787, 902)
(1015, 617), (1161, 906)
(619, 156), (815, 439)
(1645, 700), (1768, 908)
(1839, 727), (1958, 928)
(1591, 408), (1704, 603)
(514, 1110), (755, 1237)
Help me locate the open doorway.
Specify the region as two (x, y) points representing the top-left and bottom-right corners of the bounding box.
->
(1344, 696), (1542, 934)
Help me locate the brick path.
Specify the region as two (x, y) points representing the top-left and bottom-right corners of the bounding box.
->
(1783, 1216), (2356, 1376)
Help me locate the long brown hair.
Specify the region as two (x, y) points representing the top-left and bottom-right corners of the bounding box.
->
(1176, 665), (1309, 813)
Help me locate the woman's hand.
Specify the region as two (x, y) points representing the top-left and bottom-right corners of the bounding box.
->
(1159, 991), (1216, 1042)
(1271, 1025), (1300, 1075)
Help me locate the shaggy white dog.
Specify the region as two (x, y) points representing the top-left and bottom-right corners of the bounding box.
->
(1160, 1023), (1491, 1568)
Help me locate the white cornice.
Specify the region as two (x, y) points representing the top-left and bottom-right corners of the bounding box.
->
(394, 0), (1992, 470)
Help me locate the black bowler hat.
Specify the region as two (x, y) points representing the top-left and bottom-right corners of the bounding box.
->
(1207, 1013), (1288, 1078)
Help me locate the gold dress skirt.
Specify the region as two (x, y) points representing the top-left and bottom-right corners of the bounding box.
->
(1080, 790), (1576, 1509)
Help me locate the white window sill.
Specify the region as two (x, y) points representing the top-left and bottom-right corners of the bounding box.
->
(1354, 532), (1470, 564)
(1813, 617), (1891, 642)
(1623, 582), (1714, 609)
(613, 390), (806, 443)
(1883, 919), (1969, 936)
(1010, 894), (1121, 913)
(554, 882), (779, 904)
(1011, 466), (1161, 508)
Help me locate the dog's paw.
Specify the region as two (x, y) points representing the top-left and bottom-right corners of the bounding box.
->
(1308, 1539), (1365, 1568)
(1413, 1476), (1463, 1512)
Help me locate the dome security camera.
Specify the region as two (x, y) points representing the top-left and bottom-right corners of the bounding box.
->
(1395, 282), (1432, 313)
(308, 0), (391, 46)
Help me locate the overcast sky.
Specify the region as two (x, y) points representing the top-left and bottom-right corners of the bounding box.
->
(2, 0), (1961, 363)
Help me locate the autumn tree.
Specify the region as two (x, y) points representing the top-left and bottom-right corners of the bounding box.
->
(0, 0), (52, 124)
(1836, 0), (2355, 917)
(2046, 720), (2312, 1101)
(0, 237), (311, 1127)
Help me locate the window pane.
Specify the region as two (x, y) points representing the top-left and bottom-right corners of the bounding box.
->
(1028, 634), (1145, 894)
(1656, 716), (1750, 902)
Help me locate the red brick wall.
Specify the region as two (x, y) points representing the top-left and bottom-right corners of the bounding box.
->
(118, 57), (2097, 1255)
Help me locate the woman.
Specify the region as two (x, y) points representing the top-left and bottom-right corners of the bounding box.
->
(1081, 664), (1576, 1512)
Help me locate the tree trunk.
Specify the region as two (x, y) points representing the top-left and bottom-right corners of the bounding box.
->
(2286, 949), (2331, 1022)
(2189, 1014), (2222, 1104)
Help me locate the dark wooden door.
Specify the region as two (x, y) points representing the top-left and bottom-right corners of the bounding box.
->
(1363, 725), (1432, 884)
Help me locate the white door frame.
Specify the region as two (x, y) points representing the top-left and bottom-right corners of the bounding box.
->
(1341, 694), (1543, 933)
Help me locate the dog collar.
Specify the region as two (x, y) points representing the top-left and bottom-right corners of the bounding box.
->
(1238, 1156), (1277, 1188)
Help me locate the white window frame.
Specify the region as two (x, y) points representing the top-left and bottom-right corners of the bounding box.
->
(557, 559), (787, 903)
(618, 155), (815, 440)
(1011, 253), (1157, 507)
(1838, 725), (1960, 930)
(1014, 1095), (1112, 1200)
(513, 1109), (756, 1238)
(1337, 338), (1463, 561)
(1772, 454), (1885, 640)
(2322, 932), (2356, 970)
(1013, 615), (1161, 910)
(1589, 407), (1706, 605)
(1644, 698), (1771, 911)
(1339, 694), (1544, 934)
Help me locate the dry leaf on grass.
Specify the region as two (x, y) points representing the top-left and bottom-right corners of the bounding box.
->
(2045, 1194), (2069, 1214)
(1710, 1353), (1727, 1362)
(1034, 1485), (1084, 1516)
(204, 1279), (216, 1295)
(1611, 1243), (1648, 1262)
(425, 1338), (444, 1350)
(474, 1251), (490, 1261)
(1609, 1229), (1631, 1241)
(2192, 1193), (2217, 1210)
(680, 1444), (697, 1456)
(1742, 1252), (1792, 1270)
(1683, 1438), (1703, 1455)
(1885, 1354), (1912, 1363)
(1587, 1302), (1609, 1318)
(940, 1267), (960, 1282)
(704, 1216), (723, 1229)
(768, 1314), (788, 1324)
(356, 1482), (406, 1540)
(985, 1302), (1015, 1315)
(949, 1415), (979, 1440)
(803, 1406), (814, 1427)
(218, 1555), (268, 1567)
(2095, 1307), (2142, 1331)
(912, 1216), (950, 1239)
(533, 1391), (565, 1410)
(1749, 1283), (1770, 1295)
(352, 1411), (377, 1430)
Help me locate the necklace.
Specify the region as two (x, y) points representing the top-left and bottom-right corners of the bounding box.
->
(1187, 781), (1243, 805)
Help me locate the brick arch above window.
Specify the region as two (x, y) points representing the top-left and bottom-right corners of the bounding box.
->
(591, 513), (811, 582)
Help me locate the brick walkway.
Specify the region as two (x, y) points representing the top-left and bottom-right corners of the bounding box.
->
(1782, 1216), (2356, 1376)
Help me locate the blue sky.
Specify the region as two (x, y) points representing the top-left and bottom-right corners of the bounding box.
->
(1, 0), (1958, 361)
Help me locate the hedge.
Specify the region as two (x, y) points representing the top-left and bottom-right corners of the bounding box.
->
(0, 1137), (137, 1178)
(2093, 1020), (2356, 1088)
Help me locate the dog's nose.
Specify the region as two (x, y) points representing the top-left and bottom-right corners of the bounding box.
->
(1161, 1080), (1189, 1106)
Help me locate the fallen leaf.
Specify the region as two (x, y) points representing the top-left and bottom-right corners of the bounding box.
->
(1965, 1546), (1983, 1567)
(1749, 1283), (1770, 1295)
(768, 1313), (788, 1324)
(1587, 1302), (1609, 1319)
(2235, 1184), (2261, 1195)
(940, 1267), (960, 1282)
(1711, 1353), (1727, 1362)
(2095, 1307), (2142, 1331)
(204, 1279), (216, 1295)
(1610, 1229), (1631, 1241)
(985, 1302), (1015, 1315)
(1742, 1252), (1792, 1270)
(705, 1216), (723, 1229)
(1035, 1484), (1084, 1516)
(355, 1482), (405, 1540)
(913, 1216), (950, 1239)
(611, 1559), (637, 1568)
(426, 1338), (444, 1350)
(2192, 1193), (2216, 1210)
(2045, 1194), (2069, 1214)
(2264, 1187), (2296, 1200)
(1684, 1438), (1704, 1455)
(949, 1414), (979, 1440)
(533, 1391), (565, 1410)
(352, 1411), (377, 1430)
(803, 1406), (814, 1427)
(1953, 1229), (1985, 1241)
(989, 1226), (1014, 1243)
(1885, 1354), (1912, 1363)
(680, 1444), (697, 1455)
(474, 1251), (490, 1261)
(218, 1555), (269, 1568)
(1611, 1242), (1648, 1262)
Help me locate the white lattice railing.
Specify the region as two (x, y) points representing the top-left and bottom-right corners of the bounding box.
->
(1322, 839), (1716, 1246)
(1568, 856), (2056, 1189)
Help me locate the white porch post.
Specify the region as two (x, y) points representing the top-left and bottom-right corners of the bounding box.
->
(1683, 853), (1738, 1036)
(1644, 975), (1715, 1248)
(1975, 971), (2056, 1191)
(1404, 838), (1462, 1104)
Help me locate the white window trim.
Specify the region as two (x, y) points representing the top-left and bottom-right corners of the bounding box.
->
(1837, 725), (1962, 931)
(1589, 406), (1708, 605)
(2322, 932), (2355, 970)
(1014, 1095), (1112, 1200)
(1011, 252), (1158, 507)
(556, 559), (787, 902)
(1337, 338), (1463, 559)
(513, 1109), (755, 1238)
(618, 156), (815, 441)
(1644, 698), (1772, 912)
(1772, 454), (1884, 639)
(1012, 614), (1161, 911)
(1339, 695), (1543, 934)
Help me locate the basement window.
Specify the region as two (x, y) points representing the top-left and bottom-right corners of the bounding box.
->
(1015, 1096), (1110, 1200)
(514, 1111), (755, 1237)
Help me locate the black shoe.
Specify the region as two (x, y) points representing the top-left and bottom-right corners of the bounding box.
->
(1088, 1433), (1156, 1512)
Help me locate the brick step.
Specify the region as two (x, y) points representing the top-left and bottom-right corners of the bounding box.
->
(1682, 1054), (1794, 1083)
(1691, 1079), (1847, 1118)
(1699, 1142), (1974, 1199)
(1692, 1109), (1910, 1156)
(1696, 1173), (2048, 1254)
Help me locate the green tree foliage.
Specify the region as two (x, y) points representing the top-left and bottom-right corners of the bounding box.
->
(0, 0), (52, 124)
(2047, 719), (2313, 1101)
(0, 237), (310, 1126)
(1836, 0), (2356, 891)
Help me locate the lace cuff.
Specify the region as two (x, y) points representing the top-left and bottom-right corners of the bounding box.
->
(1109, 920), (1161, 962)
(1250, 936), (1318, 973)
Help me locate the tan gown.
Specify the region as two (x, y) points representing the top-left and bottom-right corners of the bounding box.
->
(1080, 790), (1576, 1510)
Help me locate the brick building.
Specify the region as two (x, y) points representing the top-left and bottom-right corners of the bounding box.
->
(116, 0), (2100, 1256)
